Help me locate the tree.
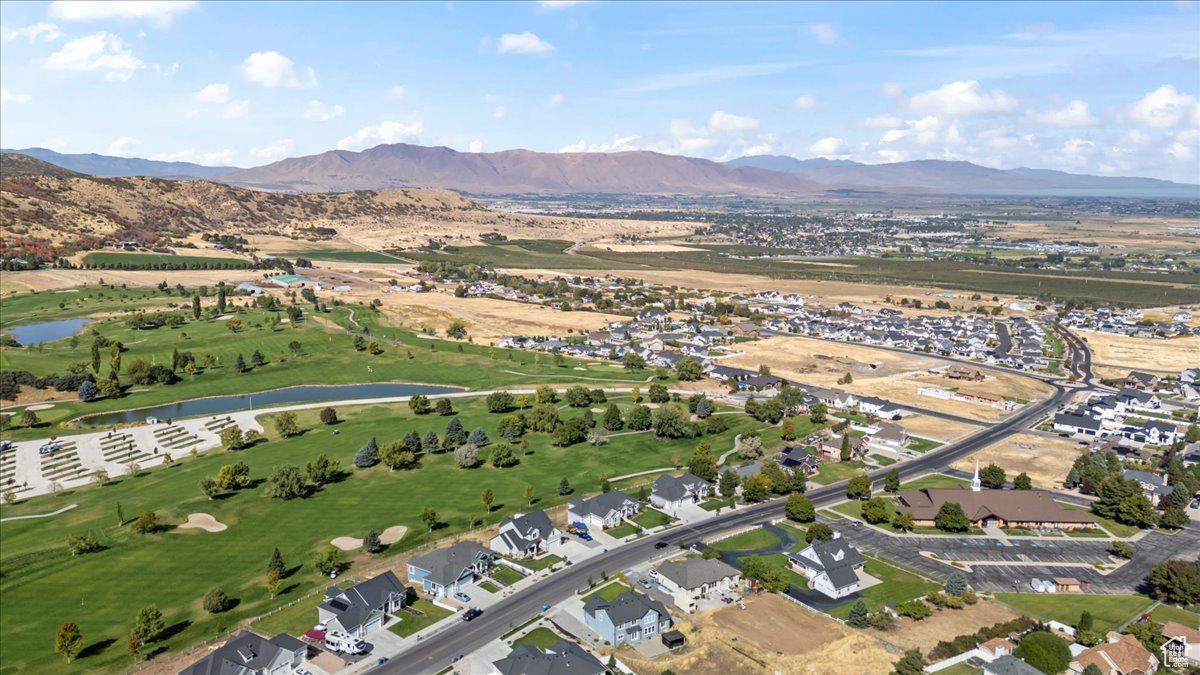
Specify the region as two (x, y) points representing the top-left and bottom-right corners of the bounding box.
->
(944, 571), (968, 596)
(435, 398), (454, 416)
(1013, 472), (1033, 490)
(314, 548), (343, 576)
(319, 407), (338, 424)
(741, 473), (772, 503)
(809, 402), (828, 424)
(602, 404), (624, 431)
(1116, 495), (1159, 528)
(445, 417), (467, 445)
(363, 530), (382, 553)
(482, 486), (495, 516)
(1013, 632), (1071, 675)
(564, 386), (591, 408)
(273, 411), (300, 437)
(251, 349), (265, 367)
(486, 390), (515, 413)
(552, 417), (589, 446)
(20, 408), (39, 428)
(786, 493), (815, 522)
(623, 352), (646, 371)
(354, 437), (379, 468)
(719, 469), (741, 498)
(446, 320), (468, 340)
(534, 385), (558, 404)
(805, 522), (834, 543)
(1148, 559), (1200, 605)
(847, 475), (872, 500)
(468, 426), (489, 446)
(558, 477), (572, 495)
(227, 317), (243, 333)
(91, 341), (102, 373)
(419, 507), (439, 532)
(934, 502), (970, 532)
(497, 414), (527, 440)
(408, 394), (432, 414)
(266, 568), (281, 598)
(839, 434), (852, 462)
(203, 588), (231, 613)
(885, 468), (901, 493)
(77, 380), (98, 403)
(132, 511), (159, 534)
(133, 605), (165, 642)
(266, 465), (308, 500)
(626, 404), (653, 430)
(979, 463), (1006, 489)
(126, 631), (142, 660)
(1110, 541), (1134, 559)
(688, 442), (719, 481)
(778, 417), (797, 442)
(891, 511), (916, 532)
(1078, 610), (1094, 634)
(491, 443), (518, 468)
(422, 431), (439, 453)
(524, 484), (535, 506)
(695, 397), (714, 419)
(861, 497), (891, 524)
(267, 547), (285, 576)
(847, 599), (870, 628)
(1160, 505), (1189, 529)
(65, 533), (102, 556)
(895, 599), (932, 620)
(891, 649), (925, 675)
(675, 356), (704, 381)
(221, 425), (248, 450)
(736, 432), (764, 459)
(55, 621), (83, 663)
(116, 501), (124, 527)
(455, 443), (480, 468)
(740, 555), (790, 592)
(648, 383), (669, 403)
(215, 461), (251, 490)
(192, 294), (201, 320)
(200, 476), (219, 499)
(1095, 476), (1142, 520)
(305, 454), (341, 486)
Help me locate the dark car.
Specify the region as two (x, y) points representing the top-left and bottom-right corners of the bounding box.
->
(462, 608), (483, 622)
(654, 541), (669, 549)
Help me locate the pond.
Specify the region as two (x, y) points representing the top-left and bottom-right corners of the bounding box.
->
(5, 318), (93, 345)
(80, 382), (464, 426)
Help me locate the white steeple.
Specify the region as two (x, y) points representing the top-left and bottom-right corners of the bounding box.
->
(971, 459), (981, 492)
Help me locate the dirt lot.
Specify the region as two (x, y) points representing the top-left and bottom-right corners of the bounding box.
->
(998, 216), (1200, 253)
(0, 268), (255, 295)
(1080, 330), (1199, 374)
(621, 594), (895, 675)
(871, 599), (1020, 655)
(952, 433), (1086, 489)
(898, 415), (980, 443)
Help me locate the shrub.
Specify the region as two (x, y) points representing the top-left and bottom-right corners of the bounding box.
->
(1013, 632), (1071, 675)
(203, 588), (231, 613)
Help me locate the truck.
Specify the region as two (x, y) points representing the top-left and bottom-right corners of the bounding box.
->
(324, 631), (367, 655)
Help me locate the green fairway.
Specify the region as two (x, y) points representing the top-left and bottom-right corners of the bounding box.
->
(0, 394), (759, 673)
(82, 252), (251, 270)
(992, 593), (1152, 632)
(828, 555), (940, 619)
(710, 527), (780, 551)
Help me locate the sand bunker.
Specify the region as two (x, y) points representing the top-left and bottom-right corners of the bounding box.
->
(25, 403), (55, 411)
(178, 513), (227, 532)
(331, 525), (408, 551)
(331, 537), (362, 551)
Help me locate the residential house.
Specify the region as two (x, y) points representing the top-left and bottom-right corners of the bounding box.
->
(985, 655), (1044, 675)
(650, 474), (710, 511)
(654, 557), (741, 612)
(407, 541), (496, 597)
(490, 510), (564, 560)
(567, 490), (639, 529)
(868, 422), (909, 451)
(1122, 470), (1174, 508)
(818, 433), (868, 461)
(945, 365), (985, 381)
(583, 591), (673, 646)
(979, 638), (1014, 660)
(178, 631), (307, 675)
(317, 571), (408, 637)
(788, 535), (864, 599)
(856, 396), (904, 419)
(778, 446), (821, 475)
(491, 641), (607, 675)
(1068, 631), (1158, 675)
(1054, 413), (1104, 438)
(1125, 371), (1160, 391)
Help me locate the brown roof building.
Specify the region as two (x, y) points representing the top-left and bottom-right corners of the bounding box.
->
(1068, 632), (1158, 675)
(895, 485), (1097, 530)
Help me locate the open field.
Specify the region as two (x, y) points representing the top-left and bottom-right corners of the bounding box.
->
(1150, 604), (1200, 628)
(0, 394), (761, 673)
(1079, 330), (1200, 373)
(996, 216), (1200, 254)
(897, 415), (979, 443)
(951, 433), (1085, 489)
(992, 593), (1152, 633)
(871, 599), (1021, 654)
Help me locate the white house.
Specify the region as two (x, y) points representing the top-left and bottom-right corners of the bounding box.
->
(868, 422), (909, 450)
(567, 490), (639, 529)
(489, 510), (563, 559)
(407, 541), (495, 597)
(788, 535), (864, 599)
(650, 473), (710, 512)
(654, 557), (740, 613)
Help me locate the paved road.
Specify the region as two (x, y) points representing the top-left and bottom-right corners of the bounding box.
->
(387, 380), (1073, 674)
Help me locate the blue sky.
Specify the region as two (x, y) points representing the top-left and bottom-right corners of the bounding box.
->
(1, 1), (1198, 181)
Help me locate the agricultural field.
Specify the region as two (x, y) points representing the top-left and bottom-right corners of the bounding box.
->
(81, 252), (251, 270)
(269, 249), (407, 264)
(0, 394), (757, 673)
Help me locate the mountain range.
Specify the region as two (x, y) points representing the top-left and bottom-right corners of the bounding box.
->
(8, 144), (1197, 198)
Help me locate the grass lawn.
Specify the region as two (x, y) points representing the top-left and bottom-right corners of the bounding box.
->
(1058, 502), (1140, 538)
(870, 454), (897, 466)
(810, 460), (869, 485)
(710, 527), (780, 551)
(818, 509), (844, 520)
(606, 522), (641, 539)
(833, 497), (899, 522)
(828, 555), (940, 619)
(512, 554), (564, 572)
(632, 508), (673, 529)
(992, 593), (1152, 633)
(1150, 604), (1200, 628)
(906, 437), (943, 453)
(700, 497), (733, 511)
(491, 566), (526, 586)
(776, 522), (809, 552)
(249, 593), (324, 637)
(512, 626), (566, 650)
(761, 552), (809, 589)
(937, 664), (983, 675)
(388, 599), (454, 638)
(478, 581), (501, 593)
(582, 581), (630, 602)
(900, 474), (971, 490)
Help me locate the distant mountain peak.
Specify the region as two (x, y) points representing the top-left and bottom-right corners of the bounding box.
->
(0, 147), (238, 179)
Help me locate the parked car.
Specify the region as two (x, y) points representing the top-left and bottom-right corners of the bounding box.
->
(0, 440), (14, 452)
(654, 541), (669, 549)
(648, 568), (658, 578)
(462, 607), (483, 622)
(570, 521), (590, 533)
(1190, 498), (1199, 509)
(638, 578), (653, 589)
(38, 442), (60, 455)
(453, 592), (471, 603)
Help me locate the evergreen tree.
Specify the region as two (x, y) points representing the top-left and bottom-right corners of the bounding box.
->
(422, 431), (440, 453)
(363, 530), (382, 553)
(558, 477), (572, 495)
(192, 294), (201, 320)
(1013, 472), (1033, 490)
(884, 468), (901, 493)
(235, 353), (247, 373)
(251, 349), (265, 366)
(847, 599), (870, 628)
(267, 547), (285, 576)
(444, 417), (467, 445)
(354, 437), (379, 468)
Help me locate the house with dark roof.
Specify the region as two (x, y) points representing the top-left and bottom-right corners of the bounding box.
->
(318, 570), (408, 637)
(1125, 371), (1159, 391)
(654, 557), (740, 612)
(650, 473), (710, 511)
(1054, 412), (1104, 438)
(178, 630), (307, 675)
(985, 655), (1043, 675)
(817, 433), (868, 461)
(1122, 470), (1174, 508)
(788, 535), (864, 599)
(491, 640), (607, 675)
(778, 446), (821, 475)
(867, 422), (909, 450)
(407, 541), (496, 597)
(583, 591), (672, 646)
(489, 510), (563, 560)
(567, 490), (639, 529)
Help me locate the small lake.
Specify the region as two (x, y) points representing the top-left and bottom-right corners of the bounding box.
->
(6, 318), (93, 345)
(81, 382), (464, 426)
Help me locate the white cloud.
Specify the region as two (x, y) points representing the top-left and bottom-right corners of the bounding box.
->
(558, 135), (641, 153)
(222, 100), (249, 119)
(1059, 138), (1097, 167)
(626, 62), (798, 93)
(497, 32), (555, 55)
(546, 93), (565, 105)
(880, 82), (903, 97)
(537, 0), (588, 8)
(468, 140), (484, 153)
(201, 149), (233, 165)
(1166, 130), (1199, 162)
(877, 149), (908, 163)
(303, 100), (344, 121)
(1129, 84), (1199, 129)
(250, 139), (295, 162)
(49, 1), (196, 25)
(336, 117), (423, 150)
(108, 135), (140, 156)
(791, 95), (819, 110)
(909, 80), (1018, 116)
(1125, 129), (1151, 145)
(0, 88), (32, 106)
(862, 114), (902, 129)
(3, 22), (62, 43)
(493, 106), (508, 119)
(241, 51), (316, 89)
(804, 22), (839, 44)
(708, 110), (758, 132)
(193, 83), (229, 104)
(44, 32), (144, 80)
(389, 85), (406, 99)
(879, 116), (963, 147)
(809, 137), (849, 156)
(1027, 100), (1098, 127)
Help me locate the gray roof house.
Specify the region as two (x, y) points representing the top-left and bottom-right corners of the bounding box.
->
(583, 591), (673, 646)
(984, 655), (1043, 675)
(489, 510), (564, 559)
(491, 640), (607, 675)
(650, 473), (710, 511)
(407, 541), (495, 597)
(567, 490), (639, 529)
(654, 557), (741, 612)
(178, 630), (306, 675)
(788, 535), (864, 600)
(318, 570), (408, 637)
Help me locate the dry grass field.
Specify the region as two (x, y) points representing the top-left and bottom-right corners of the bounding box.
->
(1, 268), (255, 295)
(951, 433), (1086, 488)
(871, 599), (1020, 654)
(1080, 330), (1199, 373)
(898, 414), (981, 443)
(996, 217), (1200, 254)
